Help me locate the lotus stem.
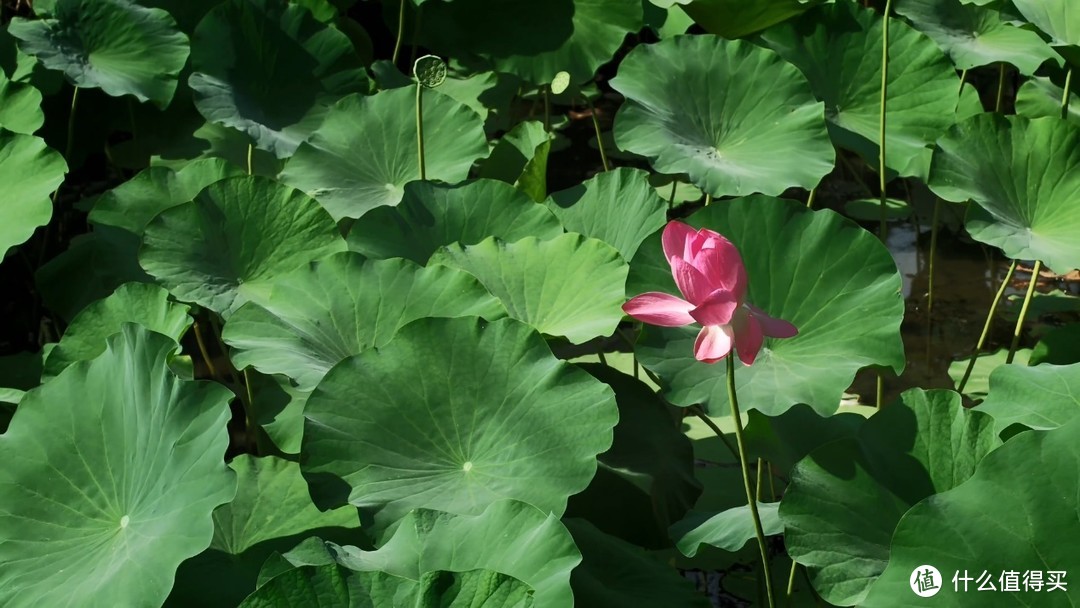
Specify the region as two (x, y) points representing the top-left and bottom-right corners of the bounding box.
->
(416, 83), (426, 180)
(1062, 68), (1074, 120)
(726, 355), (776, 608)
(957, 259), (1017, 392)
(927, 196), (941, 316)
(1006, 260), (1041, 364)
(878, 0), (893, 242)
(995, 63), (1007, 113)
(586, 97), (610, 172)
(392, 0), (406, 65)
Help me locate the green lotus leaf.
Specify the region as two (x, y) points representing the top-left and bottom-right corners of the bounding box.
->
(679, 0), (817, 38)
(1012, 0), (1080, 47)
(611, 35), (833, 197)
(895, 0), (1058, 74)
(976, 362), (1080, 435)
(761, 1), (960, 179)
(331, 500), (580, 607)
(0, 130), (66, 258)
(140, 175), (346, 315)
(8, 0), (188, 106)
(43, 282), (191, 377)
(222, 252), (506, 391)
(862, 413), (1080, 606)
(90, 158), (243, 235)
(430, 234), (629, 344)
(347, 179), (563, 264)
(168, 455), (361, 608)
(411, 0), (643, 85)
(0, 325), (235, 608)
(188, 0), (370, 157)
(565, 364), (701, 549)
(670, 502), (782, 557)
(281, 87), (487, 220)
(780, 389), (1000, 605)
(927, 114), (1080, 272)
(0, 68), (42, 134)
(545, 168), (668, 261)
(1017, 75), (1080, 126)
(242, 565), (533, 607)
(564, 519), (712, 607)
(630, 197), (905, 416)
(302, 316), (617, 525)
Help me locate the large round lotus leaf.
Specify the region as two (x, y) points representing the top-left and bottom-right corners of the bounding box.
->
(0, 130), (66, 258)
(429, 234), (629, 344)
(630, 196), (905, 416)
(242, 566), (533, 607)
(168, 455), (361, 608)
(90, 158), (243, 235)
(1012, 0), (1080, 47)
(927, 115), (1080, 273)
(0, 69), (42, 134)
(976, 362), (1080, 435)
(780, 389), (1000, 605)
(332, 500), (581, 607)
(564, 364), (701, 549)
(281, 87), (487, 220)
(222, 252), (506, 391)
(861, 413), (1080, 606)
(347, 179), (563, 264)
(302, 317), (618, 524)
(679, 0), (816, 38)
(140, 175), (346, 315)
(0, 325), (235, 608)
(43, 282), (191, 377)
(411, 0), (642, 85)
(188, 0), (370, 158)
(545, 168), (668, 261)
(894, 0), (1058, 74)
(1017, 76), (1080, 126)
(610, 35), (834, 198)
(761, 1), (960, 180)
(7, 0), (188, 107)
(564, 519), (711, 607)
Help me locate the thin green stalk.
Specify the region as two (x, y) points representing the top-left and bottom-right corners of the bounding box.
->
(805, 187), (817, 209)
(995, 63), (1007, 113)
(690, 405), (740, 463)
(416, 84), (426, 180)
(193, 320), (219, 380)
(246, 143), (253, 176)
(1007, 260), (1041, 364)
(586, 97), (610, 171)
(878, 0), (893, 242)
(1062, 68), (1074, 120)
(392, 0), (406, 65)
(726, 355), (776, 608)
(957, 259), (1017, 392)
(927, 196), (941, 316)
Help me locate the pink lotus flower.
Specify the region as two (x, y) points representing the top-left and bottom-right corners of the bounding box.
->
(624, 221), (797, 365)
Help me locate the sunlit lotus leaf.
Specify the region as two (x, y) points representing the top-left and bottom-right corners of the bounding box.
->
(140, 175), (346, 315)
(630, 196), (905, 417)
(611, 35), (834, 197)
(302, 317), (617, 526)
(347, 179), (563, 264)
(8, 0), (188, 106)
(188, 0), (370, 157)
(281, 87), (487, 220)
(0, 325), (235, 607)
(927, 114), (1080, 273)
(761, 1), (960, 179)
